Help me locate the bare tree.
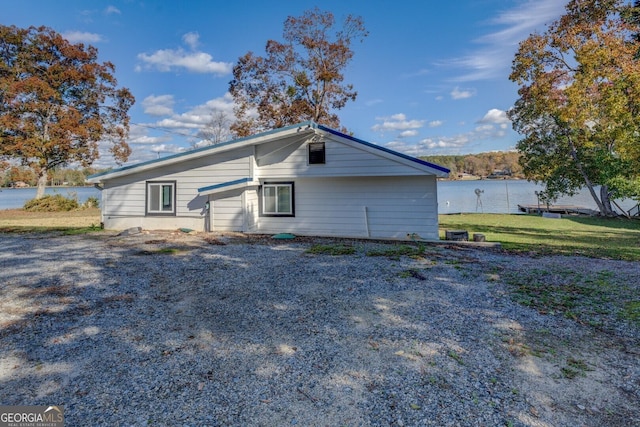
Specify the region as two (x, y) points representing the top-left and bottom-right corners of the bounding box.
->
(194, 111), (232, 148)
(229, 8), (367, 136)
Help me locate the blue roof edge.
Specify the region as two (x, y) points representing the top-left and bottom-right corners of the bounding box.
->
(88, 121), (315, 180)
(197, 177), (252, 193)
(316, 124), (450, 174)
(88, 120), (449, 180)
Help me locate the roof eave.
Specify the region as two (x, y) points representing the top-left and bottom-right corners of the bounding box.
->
(87, 121), (316, 182)
(316, 125), (450, 177)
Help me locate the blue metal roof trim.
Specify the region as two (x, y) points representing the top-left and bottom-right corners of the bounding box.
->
(197, 177), (253, 193)
(87, 120), (449, 180)
(316, 124), (451, 174)
(88, 121), (316, 180)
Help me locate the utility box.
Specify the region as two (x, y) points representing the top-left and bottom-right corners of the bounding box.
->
(445, 230), (469, 241)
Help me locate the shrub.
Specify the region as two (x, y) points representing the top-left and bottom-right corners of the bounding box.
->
(83, 196), (100, 208)
(23, 194), (79, 212)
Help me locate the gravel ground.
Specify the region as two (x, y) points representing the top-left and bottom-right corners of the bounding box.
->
(0, 230), (638, 426)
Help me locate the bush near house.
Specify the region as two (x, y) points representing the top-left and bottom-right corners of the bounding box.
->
(23, 194), (79, 212)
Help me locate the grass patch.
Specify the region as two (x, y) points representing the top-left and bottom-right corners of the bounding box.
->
(398, 268), (427, 280)
(503, 267), (638, 328)
(0, 208), (101, 233)
(306, 244), (356, 256)
(138, 246), (192, 255)
(439, 213), (640, 261)
(621, 301), (640, 323)
(447, 350), (464, 365)
(561, 358), (592, 379)
(0, 208), (103, 234)
(366, 244), (424, 259)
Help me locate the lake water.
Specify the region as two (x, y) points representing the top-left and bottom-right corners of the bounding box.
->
(438, 179), (637, 214)
(0, 186), (101, 210)
(0, 181), (636, 214)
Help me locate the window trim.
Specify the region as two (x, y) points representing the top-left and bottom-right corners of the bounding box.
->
(261, 181), (295, 217)
(146, 180), (177, 216)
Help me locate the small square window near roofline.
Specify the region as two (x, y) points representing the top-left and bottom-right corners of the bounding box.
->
(146, 180), (176, 216)
(308, 141), (325, 164)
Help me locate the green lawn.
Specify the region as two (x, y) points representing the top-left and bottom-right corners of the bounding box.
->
(439, 213), (640, 261)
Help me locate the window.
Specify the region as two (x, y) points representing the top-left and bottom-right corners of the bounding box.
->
(146, 181), (176, 215)
(262, 182), (294, 216)
(308, 142), (325, 164)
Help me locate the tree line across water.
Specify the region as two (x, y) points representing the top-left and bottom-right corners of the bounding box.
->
(0, 166), (106, 188)
(1, 151), (524, 188)
(421, 152), (523, 179)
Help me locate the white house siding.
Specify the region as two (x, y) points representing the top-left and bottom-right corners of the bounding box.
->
(253, 176), (439, 240)
(209, 192), (244, 231)
(256, 137), (425, 179)
(244, 189), (259, 232)
(100, 148), (252, 230)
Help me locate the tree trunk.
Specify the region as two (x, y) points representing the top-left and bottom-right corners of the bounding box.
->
(35, 170), (48, 199)
(568, 135), (608, 215)
(599, 185), (616, 216)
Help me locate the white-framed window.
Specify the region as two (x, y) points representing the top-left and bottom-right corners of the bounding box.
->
(262, 182), (294, 216)
(146, 181), (176, 215)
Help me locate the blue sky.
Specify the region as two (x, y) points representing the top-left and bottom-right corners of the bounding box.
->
(3, 0), (569, 168)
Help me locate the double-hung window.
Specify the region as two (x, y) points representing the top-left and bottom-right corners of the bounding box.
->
(262, 182), (294, 216)
(146, 181), (176, 215)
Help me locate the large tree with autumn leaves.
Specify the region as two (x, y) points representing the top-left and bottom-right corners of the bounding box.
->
(508, 0), (640, 216)
(229, 8), (367, 137)
(0, 25), (134, 198)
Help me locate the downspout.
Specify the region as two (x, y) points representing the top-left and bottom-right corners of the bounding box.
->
(363, 206), (370, 237)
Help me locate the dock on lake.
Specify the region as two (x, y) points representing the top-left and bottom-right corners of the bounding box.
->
(517, 204), (599, 215)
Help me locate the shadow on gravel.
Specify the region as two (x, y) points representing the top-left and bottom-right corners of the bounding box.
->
(0, 233), (637, 426)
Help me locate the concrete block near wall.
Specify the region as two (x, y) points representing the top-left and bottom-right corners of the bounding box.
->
(445, 229), (469, 241)
(117, 226), (142, 236)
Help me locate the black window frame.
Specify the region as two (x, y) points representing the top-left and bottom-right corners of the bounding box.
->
(260, 181), (295, 217)
(308, 141), (326, 164)
(145, 180), (177, 216)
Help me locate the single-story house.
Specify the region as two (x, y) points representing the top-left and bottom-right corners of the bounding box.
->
(88, 121), (449, 240)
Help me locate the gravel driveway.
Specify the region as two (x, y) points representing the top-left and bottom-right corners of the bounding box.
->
(0, 231), (638, 426)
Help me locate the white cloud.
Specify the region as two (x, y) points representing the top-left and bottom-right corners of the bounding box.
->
(478, 108), (510, 125)
(182, 32), (200, 50)
(151, 94), (235, 129)
(429, 120), (443, 128)
(372, 113), (425, 132)
(149, 144), (185, 154)
(137, 33), (232, 75)
(441, 0), (567, 81)
(62, 31), (103, 44)
(104, 6), (121, 15)
(451, 87), (476, 100)
(399, 130), (418, 138)
(475, 124), (494, 132)
(142, 95), (175, 116)
(385, 136), (470, 157)
(137, 49), (232, 74)
(382, 115), (511, 157)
